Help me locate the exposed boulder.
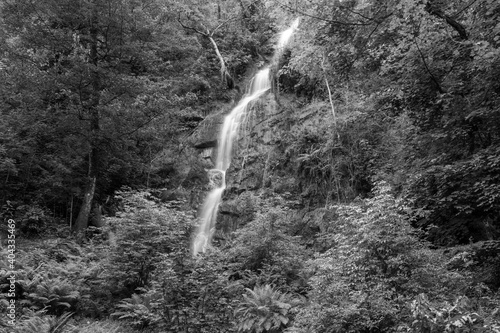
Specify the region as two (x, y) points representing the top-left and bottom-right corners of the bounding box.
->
(188, 111), (225, 151)
(217, 192), (256, 233)
(194, 140), (217, 149)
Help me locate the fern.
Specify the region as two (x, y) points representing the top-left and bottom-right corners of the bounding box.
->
(69, 319), (135, 333)
(111, 292), (161, 329)
(17, 311), (74, 333)
(28, 278), (80, 315)
(235, 284), (297, 333)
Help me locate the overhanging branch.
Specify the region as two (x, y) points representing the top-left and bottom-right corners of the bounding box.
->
(425, 2), (468, 40)
(177, 14), (208, 37)
(177, 14), (235, 89)
(280, 3), (391, 26)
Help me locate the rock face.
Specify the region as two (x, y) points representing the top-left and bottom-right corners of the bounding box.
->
(188, 89), (316, 236)
(218, 194), (256, 233)
(207, 169), (225, 189)
(188, 109), (226, 165)
(226, 94), (280, 190)
(213, 93), (299, 231)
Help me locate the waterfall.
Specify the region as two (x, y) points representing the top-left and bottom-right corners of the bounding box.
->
(277, 18), (300, 51)
(192, 19), (299, 256)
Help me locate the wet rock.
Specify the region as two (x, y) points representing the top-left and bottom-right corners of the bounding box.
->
(207, 169), (225, 189)
(217, 193), (257, 232)
(194, 140), (217, 149)
(219, 200), (241, 217)
(188, 111), (225, 150)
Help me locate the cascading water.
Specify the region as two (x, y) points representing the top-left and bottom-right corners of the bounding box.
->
(277, 18), (300, 51)
(192, 19), (299, 256)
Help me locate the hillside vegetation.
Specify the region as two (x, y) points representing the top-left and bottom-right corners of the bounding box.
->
(1, 0), (499, 332)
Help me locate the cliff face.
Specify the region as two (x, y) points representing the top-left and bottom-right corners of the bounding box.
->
(220, 94), (289, 231)
(187, 89), (337, 240)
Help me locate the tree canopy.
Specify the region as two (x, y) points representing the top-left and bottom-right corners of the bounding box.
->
(1, 0), (500, 332)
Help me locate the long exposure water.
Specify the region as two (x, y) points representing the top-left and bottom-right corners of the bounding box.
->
(192, 19), (299, 256)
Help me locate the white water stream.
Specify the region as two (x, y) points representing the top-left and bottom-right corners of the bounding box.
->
(277, 18), (300, 51)
(192, 19), (299, 256)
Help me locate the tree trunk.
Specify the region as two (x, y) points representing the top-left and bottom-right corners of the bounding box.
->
(74, 176), (96, 232)
(74, 1), (100, 233)
(321, 54), (339, 138)
(207, 35), (234, 88)
(177, 18), (235, 89)
(425, 2), (467, 40)
(90, 203), (104, 228)
(324, 77), (336, 121)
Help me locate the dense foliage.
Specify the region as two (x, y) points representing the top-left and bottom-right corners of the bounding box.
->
(1, 0), (500, 332)
(274, 0), (500, 244)
(0, 0), (272, 229)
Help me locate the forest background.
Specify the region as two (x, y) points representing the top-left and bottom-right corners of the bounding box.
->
(0, 0), (499, 332)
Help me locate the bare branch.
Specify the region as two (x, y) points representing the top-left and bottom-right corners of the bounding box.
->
(340, 5), (374, 21)
(177, 14), (208, 37)
(212, 16), (238, 35)
(279, 3), (373, 26)
(177, 13), (234, 88)
(280, 3), (392, 27)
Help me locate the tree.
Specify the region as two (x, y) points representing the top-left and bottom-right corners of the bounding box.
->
(73, 0), (100, 232)
(272, 0), (500, 242)
(175, 0), (274, 89)
(0, 0), (209, 229)
(177, 7), (237, 89)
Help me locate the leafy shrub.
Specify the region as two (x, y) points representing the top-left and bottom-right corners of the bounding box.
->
(103, 189), (240, 332)
(408, 146), (500, 245)
(44, 240), (83, 262)
(235, 284), (299, 333)
(17, 313), (138, 333)
(289, 182), (468, 332)
(17, 204), (50, 237)
(112, 291), (162, 329)
(0, 236), (113, 319)
(227, 207), (307, 291)
(104, 189), (192, 295)
(70, 319), (138, 333)
(446, 241), (500, 291)
(17, 311), (74, 333)
(283, 100), (379, 205)
(410, 293), (500, 332)
(153, 248), (240, 333)
(27, 278), (80, 315)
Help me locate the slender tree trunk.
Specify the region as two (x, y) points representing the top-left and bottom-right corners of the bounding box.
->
(207, 36), (225, 78)
(74, 176), (96, 232)
(69, 195), (74, 229)
(207, 35), (233, 88)
(74, 2), (100, 233)
(325, 78), (336, 124)
(90, 203), (104, 227)
(177, 18), (234, 88)
(321, 54), (339, 138)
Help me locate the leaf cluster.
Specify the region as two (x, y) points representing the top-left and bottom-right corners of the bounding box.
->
(235, 284), (298, 333)
(289, 182), (469, 332)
